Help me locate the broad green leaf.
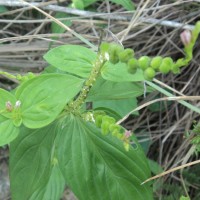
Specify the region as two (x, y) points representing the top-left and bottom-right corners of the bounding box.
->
(101, 61), (145, 82)
(87, 77), (149, 101)
(44, 45), (97, 78)
(109, 0), (135, 10)
(0, 88), (17, 118)
(15, 74), (84, 129)
(148, 159), (163, 175)
(51, 12), (72, 35)
(57, 114), (153, 200)
(9, 123), (57, 200)
(93, 98), (138, 117)
(0, 115), (19, 146)
(43, 162), (65, 200)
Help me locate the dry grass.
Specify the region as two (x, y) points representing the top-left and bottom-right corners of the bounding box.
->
(0, 0), (200, 199)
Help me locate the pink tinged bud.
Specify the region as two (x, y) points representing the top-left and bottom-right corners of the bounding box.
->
(15, 100), (21, 108)
(124, 130), (132, 138)
(180, 30), (192, 46)
(6, 101), (13, 112)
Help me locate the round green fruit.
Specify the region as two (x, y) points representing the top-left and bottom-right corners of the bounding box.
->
(101, 121), (110, 135)
(159, 57), (173, 74)
(100, 42), (110, 53)
(171, 65), (180, 74)
(108, 43), (124, 64)
(95, 115), (103, 128)
(118, 48), (134, 63)
(144, 67), (156, 80)
(150, 56), (162, 70)
(138, 56), (151, 70)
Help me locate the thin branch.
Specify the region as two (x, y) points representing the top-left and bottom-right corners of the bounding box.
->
(0, 0), (195, 30)
(141, 159), (200, 185)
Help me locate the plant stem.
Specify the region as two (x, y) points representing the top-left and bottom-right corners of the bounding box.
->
(72, 53), (106, 110)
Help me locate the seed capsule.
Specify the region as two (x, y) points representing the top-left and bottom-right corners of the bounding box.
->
(150, 56), (162, 70)
(138, 56), (151, 70)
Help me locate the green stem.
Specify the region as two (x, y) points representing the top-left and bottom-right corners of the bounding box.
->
(0, 71), (17, 80)
(72, 53), (106, 110)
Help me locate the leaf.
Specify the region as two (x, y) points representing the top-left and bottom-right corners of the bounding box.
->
(93, 98), (139, 118)
(15, 73), (84, 129)
(109, 0), (135, 10)
(51, 12), (72, 35)
(9, 123), (58, 200)
(87, 77), (149, 101)
(43, 162), (65, 200)
(0, 88), (17, 118)
(147, 159), (163, 175)
(180, 196), (190, 200)
(57, 114), (153, 200)
(101, 61), (145, 82)
(0, 115), (19, 146)
(43, 45), (97, 78)
(136, 130), (151, 154)
(81, 0), (97, 7)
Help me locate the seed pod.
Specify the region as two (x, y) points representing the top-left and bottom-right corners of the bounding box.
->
(101, 121), (110, 135)
(95, 115), (103, 128)
(159, 57), (173, 74)
(138, 56), (151, 70)
(118, 48), (134, 63)
(100, 42), (110, 53)
(108, 43), (124, 64)
(127, 58), (138, 74)
(171, 65), (180, 74)
(102, 115), (115, 124)
(109, 124), (120, 132)
(150, 56), (162, 70)
(144, 67), (156, 80)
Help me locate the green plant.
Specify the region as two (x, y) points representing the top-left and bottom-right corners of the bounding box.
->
(0, 20), (200, 200)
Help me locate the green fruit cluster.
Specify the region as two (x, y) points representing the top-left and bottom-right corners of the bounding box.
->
(100, 42), (134, 65)
(94, 114), (122, 138)
(99, 21), (200, 81)
(93, 112), (132, 151)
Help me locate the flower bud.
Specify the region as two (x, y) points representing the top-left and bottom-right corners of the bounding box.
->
(6, 101), (13, 112)
(180, 30), (192, 46)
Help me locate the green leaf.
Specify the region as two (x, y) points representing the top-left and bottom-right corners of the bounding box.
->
(0, 115), (19, 146)
(57, 114), (153, 200)
(93, 98), (139, 117)
(43, 162), (65, 200)
(9, 123), (58, 200)
(0, 88), (17, 118)
(136, 130), (152, 154)
(148, 159), (163, 175)
(101, 61), (145, 82)
(180, 196), (190, 200)
(87, 77), (148, 101)
(82, 0), (97, 7)
(44, 45), (97, 78)
(109, 0), (135, 10)
(51, 12), (72, 35)
(15, 74), (84, 129)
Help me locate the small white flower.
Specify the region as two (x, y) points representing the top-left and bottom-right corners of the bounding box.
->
(15, 100), (21, 108)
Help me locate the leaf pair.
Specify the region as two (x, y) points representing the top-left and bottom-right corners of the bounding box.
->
(10, 114), (153, 200)
(44, 45), (146, 82)
(0, 74), (84, 146)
